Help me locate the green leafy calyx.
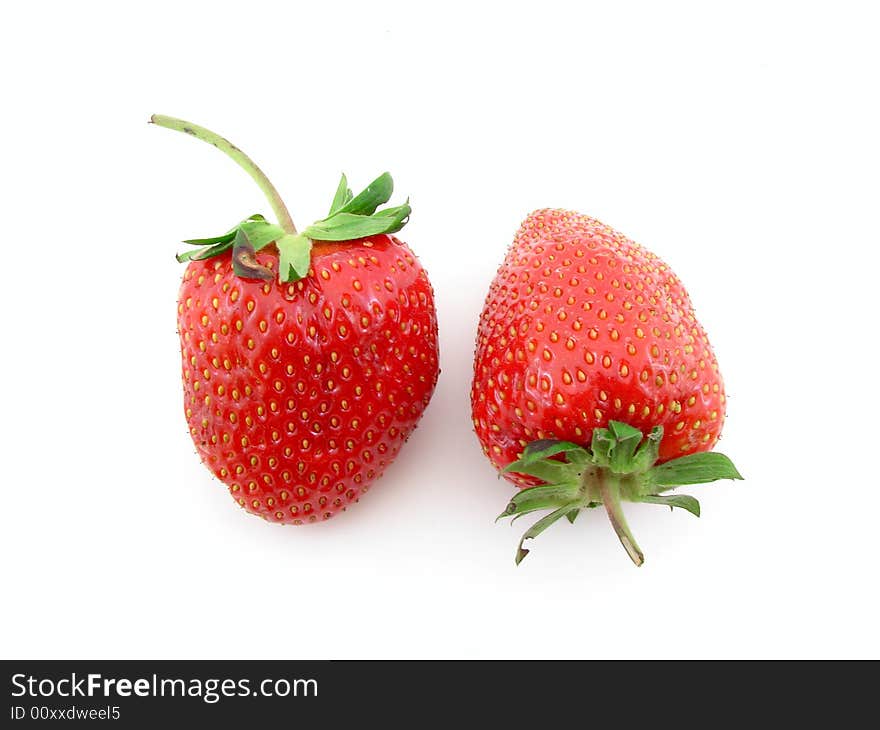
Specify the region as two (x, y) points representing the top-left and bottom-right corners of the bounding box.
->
(176, 172), (410, 283)
(153, 116), (411, 283)
(498, 421), (743, 567)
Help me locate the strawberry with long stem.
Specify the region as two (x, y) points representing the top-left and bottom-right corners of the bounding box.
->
(152, 115), (438, 523)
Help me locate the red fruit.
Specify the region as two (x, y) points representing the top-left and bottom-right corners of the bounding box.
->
(155, 115), (438, 523)
(472, 209), (741, 565)
(179, 238), (437, 523)
(473, 209), (724, 472)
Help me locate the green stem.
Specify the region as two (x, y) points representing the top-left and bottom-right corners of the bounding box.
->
(150, 114), (297, 235)
(597, 473), (645, 567)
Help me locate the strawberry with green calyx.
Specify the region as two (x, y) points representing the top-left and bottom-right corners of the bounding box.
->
(152, 115), (438, 524)
(472, 209), (742, 564)
(498, 422), (742, 566)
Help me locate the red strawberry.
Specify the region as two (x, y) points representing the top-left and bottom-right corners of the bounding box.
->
(154, 115), (439, 523)
(471, 209), (741, 564)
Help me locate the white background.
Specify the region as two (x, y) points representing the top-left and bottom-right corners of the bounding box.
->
(1, 1), (878, 659)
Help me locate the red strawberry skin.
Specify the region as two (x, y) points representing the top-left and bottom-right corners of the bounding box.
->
(178, 234), (439, 523)
(472, 209), (726, 486)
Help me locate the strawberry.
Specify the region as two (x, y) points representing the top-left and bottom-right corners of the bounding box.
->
(471, 209), (742, 565)
(153, 115), (439, 523)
